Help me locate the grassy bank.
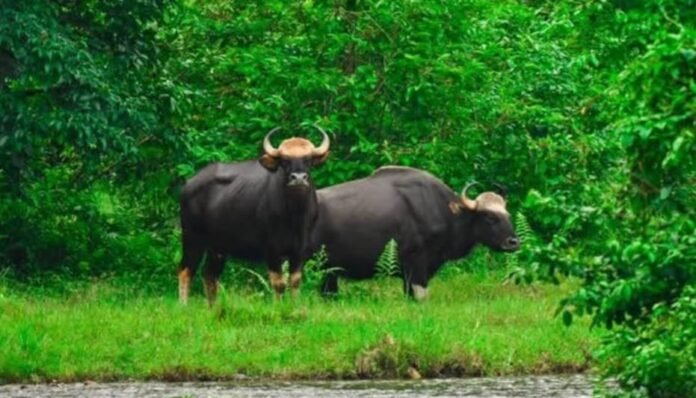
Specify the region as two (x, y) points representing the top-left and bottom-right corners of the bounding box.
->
(0, 268), (598, 383)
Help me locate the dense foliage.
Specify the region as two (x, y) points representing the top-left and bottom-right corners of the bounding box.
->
(0, 0), (181, 276)
(1, 0), (693, 396)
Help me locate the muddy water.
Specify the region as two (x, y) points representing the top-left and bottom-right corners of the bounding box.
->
(1, 375), (592, 397)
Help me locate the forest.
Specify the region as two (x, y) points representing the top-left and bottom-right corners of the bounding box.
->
(0, 1), (694, 397)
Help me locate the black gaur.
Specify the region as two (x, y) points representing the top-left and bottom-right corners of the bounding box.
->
(178, 125), (330, 305)
(311, 166), (519, 300)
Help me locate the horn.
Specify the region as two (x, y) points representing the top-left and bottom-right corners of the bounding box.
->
(493, 183), (507, 198)
(311, 123), (330, 157)
(460, 181), (479, 210)
(263, 127), (282, 157)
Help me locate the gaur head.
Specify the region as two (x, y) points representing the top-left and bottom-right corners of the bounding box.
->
(460, 182), (520, 252)
(259, 124), (330, 193)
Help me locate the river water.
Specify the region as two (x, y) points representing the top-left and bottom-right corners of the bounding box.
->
(0, 375), (592, 397)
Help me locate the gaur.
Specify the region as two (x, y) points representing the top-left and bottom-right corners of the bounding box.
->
(311, 166), (519, 300)
(178, 125), (330, 304)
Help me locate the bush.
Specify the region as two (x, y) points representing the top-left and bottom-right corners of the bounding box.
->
(596, 286), (696, 398)
(0, 166), (176, 278)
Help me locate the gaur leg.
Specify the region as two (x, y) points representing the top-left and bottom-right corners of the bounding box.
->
(320, 272), (339, 297)
(401, 252), (430, 301)
(203, 251), (225, 307)
(178, 232), (205, 304)
(267, 257), (286, 299)
(288, 255), (305, 298)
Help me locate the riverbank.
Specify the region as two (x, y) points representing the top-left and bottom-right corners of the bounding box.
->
(0, 375), (594, 398)
(0, 269), (598, 383)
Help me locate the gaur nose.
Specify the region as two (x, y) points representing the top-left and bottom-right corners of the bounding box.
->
(289, 172), (308, 182)
(507, 237), (520, 247)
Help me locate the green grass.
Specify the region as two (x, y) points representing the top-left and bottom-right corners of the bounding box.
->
(0, 268), (599, 383)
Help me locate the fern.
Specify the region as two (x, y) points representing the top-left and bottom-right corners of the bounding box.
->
(515, 211), (532, 244)
(505, 211), (536, 284)
(376, 239), (400, 279)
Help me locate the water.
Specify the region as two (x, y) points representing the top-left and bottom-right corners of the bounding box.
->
(0, 375), (592, 397)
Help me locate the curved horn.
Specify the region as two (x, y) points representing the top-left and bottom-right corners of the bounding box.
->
(460, 181), (479, 210)
(263, 127), (282, 157)
(311, 124), (330, 156)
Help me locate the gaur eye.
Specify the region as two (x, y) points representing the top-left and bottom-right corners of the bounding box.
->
(485, 215), (498, 224)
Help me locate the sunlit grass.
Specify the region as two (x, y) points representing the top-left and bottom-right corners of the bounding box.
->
(0, 268), (598, 383)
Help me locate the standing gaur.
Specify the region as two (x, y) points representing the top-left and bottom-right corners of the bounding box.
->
(178, 125), (330, 305)
(311, 166), (520, 300)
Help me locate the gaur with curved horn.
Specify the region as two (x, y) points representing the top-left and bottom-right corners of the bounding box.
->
(179, 124), (331, 305)
(310, 166), (519, 301)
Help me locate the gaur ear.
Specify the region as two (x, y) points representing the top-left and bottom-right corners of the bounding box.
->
(259, 154), (279, 171)
(312, 150), (330, 166)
